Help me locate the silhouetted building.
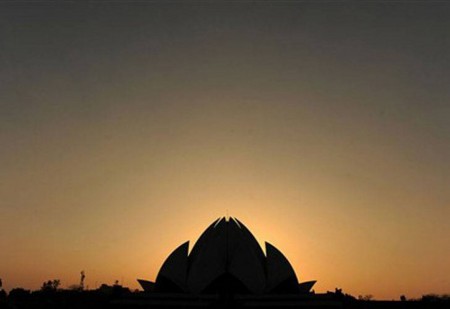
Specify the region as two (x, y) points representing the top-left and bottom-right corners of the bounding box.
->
(139, 217), (316, 296)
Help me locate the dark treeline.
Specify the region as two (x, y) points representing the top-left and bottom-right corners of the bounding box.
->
(0, 281), (131, 309)
(0, 280), (449, 309)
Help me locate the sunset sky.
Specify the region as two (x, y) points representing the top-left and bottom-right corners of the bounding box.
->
(1, 1), (449, 300)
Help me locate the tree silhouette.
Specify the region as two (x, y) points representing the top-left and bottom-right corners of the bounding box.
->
(41, 279), (60, 292)
(9, 288), (30, 299)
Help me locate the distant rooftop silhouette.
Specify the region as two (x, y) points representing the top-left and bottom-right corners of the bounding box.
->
(139, 217), (315, 295)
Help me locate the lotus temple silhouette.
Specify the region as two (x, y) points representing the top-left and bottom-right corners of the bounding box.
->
(133, 217), (340, 307)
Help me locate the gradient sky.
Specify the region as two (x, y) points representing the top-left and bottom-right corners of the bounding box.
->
(1, 1), (449, 300)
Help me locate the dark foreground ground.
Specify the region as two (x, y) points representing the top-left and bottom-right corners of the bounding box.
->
(1, 290), (449, 309)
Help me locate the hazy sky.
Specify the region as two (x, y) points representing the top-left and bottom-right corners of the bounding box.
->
(1, 1), (449, 300)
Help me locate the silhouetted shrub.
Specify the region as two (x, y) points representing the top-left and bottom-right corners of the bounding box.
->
(41, 279), (60, 292)
(0, 289), (6, 301)
(8, 288), (31, 300)
(422, 294), (450, 302)
(358, 294), (373, 301)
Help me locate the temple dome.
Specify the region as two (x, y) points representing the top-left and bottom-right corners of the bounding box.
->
(154, 217), (308, 295)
